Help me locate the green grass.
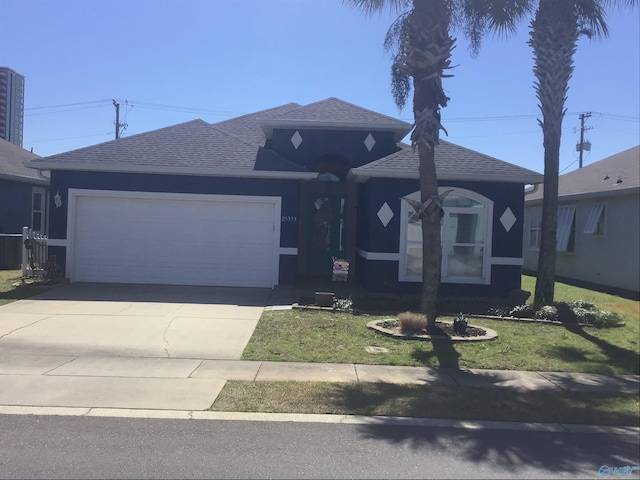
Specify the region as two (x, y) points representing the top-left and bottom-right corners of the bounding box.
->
(243, 276), (640, 374)
(0, 269), (54, 306)
(211, 381), (640, 426)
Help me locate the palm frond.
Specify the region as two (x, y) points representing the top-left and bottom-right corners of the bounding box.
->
(342, 0), (410, 16)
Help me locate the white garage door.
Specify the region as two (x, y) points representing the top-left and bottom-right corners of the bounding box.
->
(69, 190), (280, 287)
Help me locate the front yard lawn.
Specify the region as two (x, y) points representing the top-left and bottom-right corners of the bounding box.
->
(242, 276), (639, 375)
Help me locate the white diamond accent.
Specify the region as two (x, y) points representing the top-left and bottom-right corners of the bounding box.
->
(364, 133), (376, 152)
(500, 207), (517, 232)
(291, 130), (303, 149)
(377, 202), (394, 227)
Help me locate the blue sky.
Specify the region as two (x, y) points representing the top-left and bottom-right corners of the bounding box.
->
(4, 0), (639, 174)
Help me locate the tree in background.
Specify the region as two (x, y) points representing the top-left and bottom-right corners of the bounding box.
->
(346, 0), (530, 327)
(530, 0), (637, 307)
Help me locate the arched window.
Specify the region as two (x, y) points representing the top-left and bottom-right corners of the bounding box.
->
(399, 188), (493, 284)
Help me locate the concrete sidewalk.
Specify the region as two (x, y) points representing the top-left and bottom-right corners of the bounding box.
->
(0, 355), (637, 411)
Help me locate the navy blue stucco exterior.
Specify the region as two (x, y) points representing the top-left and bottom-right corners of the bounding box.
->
(266, 129), (400, 170)
(0, 179), (36, 234)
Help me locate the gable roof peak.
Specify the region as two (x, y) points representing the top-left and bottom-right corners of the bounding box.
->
(257, 97), (412, 141)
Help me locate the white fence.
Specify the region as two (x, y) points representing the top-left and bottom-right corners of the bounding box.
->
(22, 226), (48, 277)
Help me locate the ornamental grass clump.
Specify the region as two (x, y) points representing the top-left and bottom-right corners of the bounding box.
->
(398, 311), (427, 333)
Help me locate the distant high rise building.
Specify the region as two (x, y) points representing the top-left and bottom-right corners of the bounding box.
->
(0, 67), (25, 147)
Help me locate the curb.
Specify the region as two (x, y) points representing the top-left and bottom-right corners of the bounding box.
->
(0, 405), (637, 435)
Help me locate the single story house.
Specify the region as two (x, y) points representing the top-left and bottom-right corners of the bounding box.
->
(524, 145), (640, 298)
(27, 98), (542, 297)
(0, 138), (47, 269)
(0, 138), (47, 234)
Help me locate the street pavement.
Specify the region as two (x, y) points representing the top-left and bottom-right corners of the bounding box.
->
(0, 283), (638, 428)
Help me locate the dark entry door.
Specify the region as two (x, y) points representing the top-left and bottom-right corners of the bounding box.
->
(298, 181), (356, 279)
(306, 193), (347, 274)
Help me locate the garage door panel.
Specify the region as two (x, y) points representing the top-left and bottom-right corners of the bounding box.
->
(71, 192), (279, 287)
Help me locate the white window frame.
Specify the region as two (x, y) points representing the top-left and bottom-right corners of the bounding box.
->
(399, 188), (493, 284)
(584, 202), (605, 236)
(31, 187), (46, 233)
(556, 205), (576, 252)
(528, 207), (542, 250)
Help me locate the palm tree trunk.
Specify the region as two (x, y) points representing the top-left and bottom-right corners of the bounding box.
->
(529, 0), (579, 308)
(417, 142), (441, 326)
(407, 0), (453, 328)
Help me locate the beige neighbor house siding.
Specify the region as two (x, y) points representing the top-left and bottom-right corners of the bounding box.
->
(523, 146), (640, 298)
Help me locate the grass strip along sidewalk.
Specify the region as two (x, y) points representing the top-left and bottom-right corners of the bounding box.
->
(212, 276), (639, 425)
(211, 381), (639, 427)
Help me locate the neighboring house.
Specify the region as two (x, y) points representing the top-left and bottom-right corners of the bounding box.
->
(0, 138), (47, 234)
(27, 98), (542, 298)
(523, 145), (640, 298)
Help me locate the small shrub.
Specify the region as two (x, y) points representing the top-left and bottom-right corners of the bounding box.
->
(334, 296), (353, 312)
(453, 312), (468, 334)
(397, 311), (427, 333)
(590, 310), (625, 328)
(569, 300), (596, 310)
(509, 304), (536, 318)
(487, 307), (508, 317)
(535, 305), (559, 321)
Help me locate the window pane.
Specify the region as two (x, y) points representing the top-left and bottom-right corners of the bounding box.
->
(447, 246), (483, 277)
(584, 203), (604, 235)
(443, 195), (484, 208)
(32, 212), (42, 231)
(556, 206), (575, 251)
(450, 213), (484, 244)
(33, 192), (42, 212)
(407, 217), (422, 242)
(406, 245), (422, 276)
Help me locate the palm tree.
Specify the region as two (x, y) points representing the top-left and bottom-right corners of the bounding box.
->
(529, 0), (636, 307)
(346, 0), (530, 328)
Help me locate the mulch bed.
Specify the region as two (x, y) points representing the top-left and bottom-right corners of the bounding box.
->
(379, 319), (486, 338)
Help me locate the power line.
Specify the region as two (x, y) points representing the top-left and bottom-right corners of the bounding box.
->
(25, 99), (112, 110)
(29, 132), (113, 144)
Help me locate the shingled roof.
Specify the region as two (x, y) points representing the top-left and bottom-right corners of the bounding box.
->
(526, 145), (640, 201)
(257, 97), (412, 141)
(27, 98), (540, 183)
(0, 138), (47, 184)
(352, 140), (543, 184)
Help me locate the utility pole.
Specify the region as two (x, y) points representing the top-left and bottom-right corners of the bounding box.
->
(576, 112), (592, 168)
(113, 99), (128, 139)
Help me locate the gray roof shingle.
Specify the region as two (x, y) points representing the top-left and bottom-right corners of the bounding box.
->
(0, 138), (47, 184)
(258, 97), (412, 140)
(27, 98), (542, 184)
(352, 140), (543, 184)
(213, 103), (301, 145)
(526, 145), (640, 200)
(29, 120), (260, 174)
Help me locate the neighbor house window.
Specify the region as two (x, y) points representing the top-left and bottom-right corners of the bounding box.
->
(400, 188), (492, 284)
(584, 203), (605, 236)
(31, 187), (46, 233)
(556, 205), (575, 252)
(528, 207), (542, 249)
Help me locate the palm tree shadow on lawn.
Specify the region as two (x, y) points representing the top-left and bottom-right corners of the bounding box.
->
(551, 324), (640, 375)
(411, 337), (461, 369)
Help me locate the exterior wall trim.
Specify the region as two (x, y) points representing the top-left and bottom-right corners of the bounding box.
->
(279, 247), (298, 255)
(490, 256), (524, 266)
(46, 238), (68, 247)
(356, 249), (400, 261)
(26, 162), (317, 180)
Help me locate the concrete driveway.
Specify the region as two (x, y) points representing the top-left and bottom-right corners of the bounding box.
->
(0, 282), (270, 360)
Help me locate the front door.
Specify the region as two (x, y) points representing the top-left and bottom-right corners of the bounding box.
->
(298, 181), (356, 279)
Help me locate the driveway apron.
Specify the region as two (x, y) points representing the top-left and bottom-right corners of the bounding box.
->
(0, 283), (270, 360)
